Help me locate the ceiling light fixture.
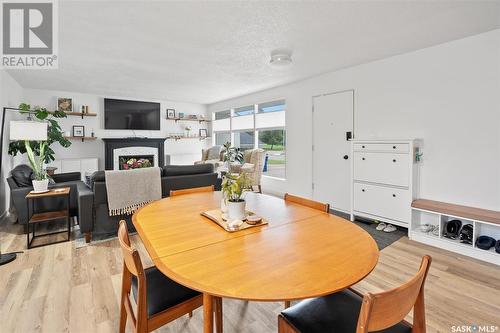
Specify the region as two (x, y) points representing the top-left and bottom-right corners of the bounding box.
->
(270, 51), (292, 66)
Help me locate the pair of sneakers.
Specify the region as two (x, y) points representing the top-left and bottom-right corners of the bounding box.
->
(419, 224), (440, 237)
(376, 222), (397, 233)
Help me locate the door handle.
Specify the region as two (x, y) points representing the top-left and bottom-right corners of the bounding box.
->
(343, 155), (349, 160)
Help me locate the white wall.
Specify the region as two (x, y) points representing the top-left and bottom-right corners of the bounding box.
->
(21, 89), (210, 169)
(209, 29), (500, 210)
(0, 70), (24, 216)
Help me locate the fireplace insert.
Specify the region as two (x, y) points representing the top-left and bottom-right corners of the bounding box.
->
(119, 155), (154, 170)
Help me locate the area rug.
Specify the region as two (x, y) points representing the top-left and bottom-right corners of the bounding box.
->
(352, 219), (406, 250)
(330, 210), (406, 250)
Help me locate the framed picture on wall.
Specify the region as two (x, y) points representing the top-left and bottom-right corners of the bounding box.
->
(166, 109), (176, 119)
(199, 129), (208, 138)
(72, 125), (85, 137)
(57, 97), (73, 112)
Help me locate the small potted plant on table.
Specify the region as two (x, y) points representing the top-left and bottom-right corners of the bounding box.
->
(221, 172), (251, 221)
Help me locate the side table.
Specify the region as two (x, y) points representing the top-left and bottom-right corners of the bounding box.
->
(25, 187), (71, 249)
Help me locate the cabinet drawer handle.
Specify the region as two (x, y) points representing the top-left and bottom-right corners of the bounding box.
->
(392, 194), (396, 197)
(362, 189), (365, 192)
(393, 146), (396, 149)
(362, 145), (365, 148)
(393, 159), (396, 162)
(362, 157), (365, 161)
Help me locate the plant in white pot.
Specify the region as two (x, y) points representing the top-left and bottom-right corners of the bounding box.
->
(220, 142), (244, 213)
(26, 140), (49, 192)
(9, 103), (71, 192)
(221, 172), (251, 221)
(9, 120), (49, 192)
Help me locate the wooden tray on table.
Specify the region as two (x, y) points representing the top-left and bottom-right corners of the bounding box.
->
(201, 209), (268, 232)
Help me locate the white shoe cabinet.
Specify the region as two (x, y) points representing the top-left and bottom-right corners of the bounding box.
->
(350, 139), (420, 228)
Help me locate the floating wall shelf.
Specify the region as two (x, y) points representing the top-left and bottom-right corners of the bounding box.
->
(167, 118), (211, 123)
(64, 136), (98, 142)
(51, 111), (97, 119)
(166, 135), (211, 141)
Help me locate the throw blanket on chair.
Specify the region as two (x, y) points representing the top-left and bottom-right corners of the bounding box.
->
(105, 167), (162, 216)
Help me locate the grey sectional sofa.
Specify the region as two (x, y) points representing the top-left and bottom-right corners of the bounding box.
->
(8, 164), (220, 243)
(80, 164), (220, 242)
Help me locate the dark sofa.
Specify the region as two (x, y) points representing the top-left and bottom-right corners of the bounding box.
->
(7, 164), (86, 227)
(80, 164), (219, 242)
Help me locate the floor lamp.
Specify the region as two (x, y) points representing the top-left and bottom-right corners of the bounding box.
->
(0, 107), (45, 266)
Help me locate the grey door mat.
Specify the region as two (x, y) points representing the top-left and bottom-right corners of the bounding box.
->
(330, 210), (406, 250)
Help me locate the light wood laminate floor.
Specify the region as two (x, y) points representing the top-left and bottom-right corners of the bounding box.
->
(1, 220), (500, 333)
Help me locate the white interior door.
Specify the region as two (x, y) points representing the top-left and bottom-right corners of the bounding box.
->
(312, 90), (354, 213)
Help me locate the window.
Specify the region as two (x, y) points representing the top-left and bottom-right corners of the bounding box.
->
(215, 132), (231, 146)
(214, 110), (230, 120)
(258, 129), (286, 179)
(234, 105), (254, 117)
(233, 131), (255, 151)
(258, 100), (285, 113)
(212, 99), (286, 179)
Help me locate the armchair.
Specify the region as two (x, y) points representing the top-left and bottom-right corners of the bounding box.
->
(229, 148), (265, 193)
(7, 164), (85, 226)
(194, 145), (224, 169)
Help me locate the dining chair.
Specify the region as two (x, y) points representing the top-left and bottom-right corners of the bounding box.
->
(284, 193), (330, 213)
(278, 255), (432, 333)
(117, 220), (203, 333)
(170, 185), (215, 197)
(283, 193), (329, 308)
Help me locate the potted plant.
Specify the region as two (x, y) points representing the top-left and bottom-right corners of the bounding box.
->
(9, 103), (71, 163)
(27, 140), (49, 192)
(221, 172), (251, 220)
(222, 141), (244, 171)
(8, 103), (71, 192)
(220, 142), (244, 212)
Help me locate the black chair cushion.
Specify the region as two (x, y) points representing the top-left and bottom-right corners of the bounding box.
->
(11, 164), (33, 187)
(281, 289), (412, 333)
(131, 267), (200, 317)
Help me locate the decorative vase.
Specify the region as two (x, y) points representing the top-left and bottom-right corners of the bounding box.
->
(32, 179), (49, 192)
(227, 200), (246, 220)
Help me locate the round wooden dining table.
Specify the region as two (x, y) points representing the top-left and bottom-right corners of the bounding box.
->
(132, 191), (379, 333)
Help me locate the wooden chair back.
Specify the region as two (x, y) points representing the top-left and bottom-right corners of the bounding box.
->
(118, 220), (148, 332)
(118, 220), (144, 277)
(170, 185), (215, 197)
(356, 255), (432, 333)
(284, 193), (329, 212)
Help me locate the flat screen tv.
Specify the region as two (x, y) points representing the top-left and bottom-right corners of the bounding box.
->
(104, 98), (160, 130)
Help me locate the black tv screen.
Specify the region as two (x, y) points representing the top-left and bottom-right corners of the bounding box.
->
(104, 98), (160, 130)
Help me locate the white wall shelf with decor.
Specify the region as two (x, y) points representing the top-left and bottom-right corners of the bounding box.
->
(168, 118), (211, 123)
(166, 135), (211, 141)
(410, 199), (500, 266)
(64, 136), (98, 142)
(50, 111), (97, 119)
(350, 139), (420, 228)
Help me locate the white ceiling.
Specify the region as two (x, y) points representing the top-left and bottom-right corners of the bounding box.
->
(7, 1), (500, 104)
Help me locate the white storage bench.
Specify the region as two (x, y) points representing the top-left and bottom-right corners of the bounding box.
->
(411, 199), (500, 266)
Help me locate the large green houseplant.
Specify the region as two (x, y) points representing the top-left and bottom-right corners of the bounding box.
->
(9, 103), (71, 191)
(8, 103), (71, 163)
